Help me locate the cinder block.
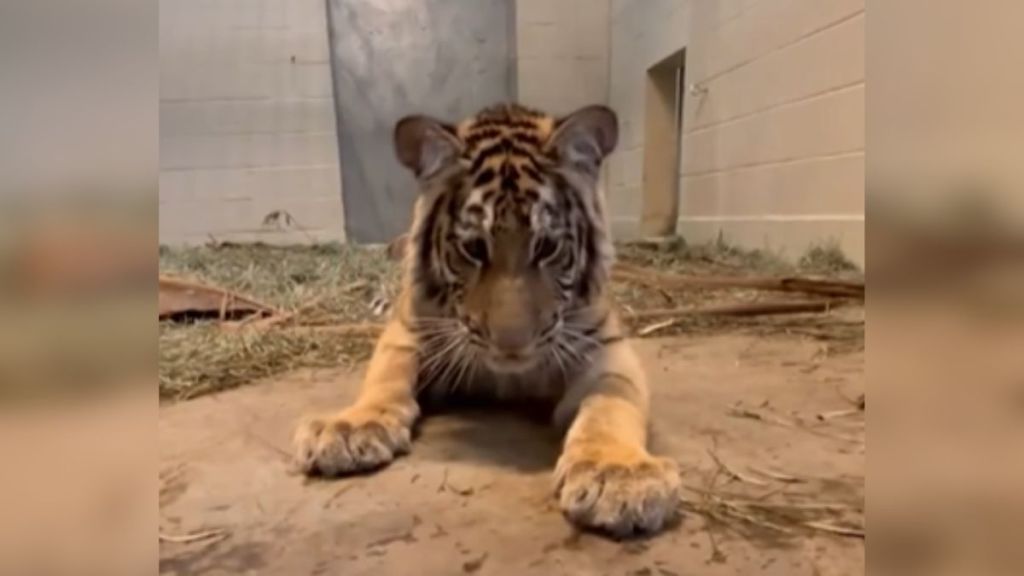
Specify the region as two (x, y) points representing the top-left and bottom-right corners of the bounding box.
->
(682, 84), (864, 174)
(643, 1), (693, 65)
(680, 152), (864, 217)
(698, 0), (863, 82)
(518, 23), (563, 58)
(611, 0), (631, 21)
(287, 0), (330, 32)
(690, 12), (863, 129)
(162, 131), (338, 171)
(159, 0), (344, 245)
(621, 147), (644, 187)
(251, 196), (345, 233)
(606, 154), (625, 187)
(569, 0), (611, 58)
(574, 58), (610, 106)
(161, 98), (337, 136)
(517, 57), (564, 110)
(270, 62), (335, 99)
(517, 0), (560, 25)
(605, 183), (643, 218)
(692, 0), (750, 30)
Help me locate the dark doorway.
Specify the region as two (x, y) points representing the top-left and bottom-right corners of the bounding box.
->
(641, 48), (685, 237)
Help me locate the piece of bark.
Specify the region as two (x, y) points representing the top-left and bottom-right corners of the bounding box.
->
(159, 276), (277, 321)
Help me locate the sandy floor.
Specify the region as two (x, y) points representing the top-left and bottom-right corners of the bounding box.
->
(159, 333), (864, 576)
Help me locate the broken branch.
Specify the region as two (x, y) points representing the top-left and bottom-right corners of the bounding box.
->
(613, 263), (863, 299)
(625, 300), (845, 324)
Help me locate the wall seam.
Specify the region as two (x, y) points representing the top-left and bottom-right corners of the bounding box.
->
(684, 80), (865, 136)
(682, 150), (865, 178)
(696, 9), (864, 85)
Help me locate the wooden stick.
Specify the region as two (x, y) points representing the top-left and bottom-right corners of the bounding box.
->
(224, 300), (841, 339)
(625, 300), (844, 323)
(612, 263), (864, 299)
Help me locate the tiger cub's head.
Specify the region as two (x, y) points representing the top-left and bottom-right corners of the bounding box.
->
(393, 103), (617, 372)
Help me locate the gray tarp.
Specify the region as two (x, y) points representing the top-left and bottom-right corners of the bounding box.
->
(328, 0), (515, 242)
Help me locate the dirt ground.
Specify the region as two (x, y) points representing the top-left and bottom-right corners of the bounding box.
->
(159, 330), (864, 576)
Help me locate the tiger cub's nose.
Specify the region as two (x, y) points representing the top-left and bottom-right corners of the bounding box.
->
(490, 326), (534, 357)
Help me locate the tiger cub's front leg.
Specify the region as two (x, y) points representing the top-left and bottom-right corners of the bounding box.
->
(293, 320), (420, 476)
(553, 340), (681, 537)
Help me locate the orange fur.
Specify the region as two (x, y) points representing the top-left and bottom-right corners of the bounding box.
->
(294, 104), (679, 536)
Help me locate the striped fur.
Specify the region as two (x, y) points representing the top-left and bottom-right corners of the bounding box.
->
(295, 103), (680, 538)
(396, 103), (621, 396)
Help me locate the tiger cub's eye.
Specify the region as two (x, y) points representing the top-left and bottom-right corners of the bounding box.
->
(460, 238), (489, 265)
(533, 236), (560, 264)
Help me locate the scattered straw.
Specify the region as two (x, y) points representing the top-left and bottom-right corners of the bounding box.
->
(680, 451), (865, 542)
(160, 322), (372, 400)
(159, 240), (863, 401)
(706, 449), (769, 487)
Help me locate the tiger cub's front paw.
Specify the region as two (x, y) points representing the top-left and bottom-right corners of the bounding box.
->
(555, 449), (681, 537)
(293, 410), (411, 477)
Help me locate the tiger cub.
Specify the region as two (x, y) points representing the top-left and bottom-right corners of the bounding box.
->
(294, 103), (680, 536)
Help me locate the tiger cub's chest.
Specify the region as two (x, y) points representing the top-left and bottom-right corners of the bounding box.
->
(414, 346), (578, 404)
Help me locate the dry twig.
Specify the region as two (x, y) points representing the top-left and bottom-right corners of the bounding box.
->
(222, 294), (327, 332)
(816, 408), (862, 422)
(159, 529), (227, 544)
(707, 449), (769, 486)
(636, 318), (681, 337)
(727, 405), (864, 444)
(746, 466), (804, 484)
(804, 521), (865, 539)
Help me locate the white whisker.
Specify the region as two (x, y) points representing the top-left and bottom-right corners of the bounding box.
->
(451, 342), (475, 393)
(435, 337), (467, 394)
(418, 333), (463, 389)
(560, 328), (602, 349)
(548, 341), (569, 385)
(556, 337), (590, 369)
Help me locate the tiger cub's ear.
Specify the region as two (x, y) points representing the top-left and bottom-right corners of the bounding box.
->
(547, 105), (618, 174)
(393, 115), (462, 179)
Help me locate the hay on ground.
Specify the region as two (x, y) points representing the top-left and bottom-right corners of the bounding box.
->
(159, 240), (863, 401)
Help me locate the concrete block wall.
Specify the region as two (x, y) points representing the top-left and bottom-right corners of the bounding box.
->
(680, 0), (865, 265)
(159, 0), (346, 245)
(515, 0), (610, 116)
(604, 0), (864, 265)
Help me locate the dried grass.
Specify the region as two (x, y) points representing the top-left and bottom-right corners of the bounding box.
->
(159, 243), (392, 400)
(159, 239), (863, 401)
(680, 452), (865, 543)
(159, 322), (373, 400)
